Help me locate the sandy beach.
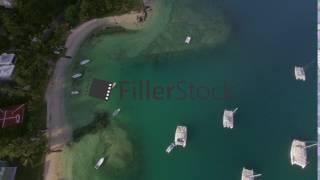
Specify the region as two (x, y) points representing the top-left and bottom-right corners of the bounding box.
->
(44, 11), (145, 180)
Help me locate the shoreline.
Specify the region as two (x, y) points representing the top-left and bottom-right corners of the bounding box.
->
(44, 11), (145, 180)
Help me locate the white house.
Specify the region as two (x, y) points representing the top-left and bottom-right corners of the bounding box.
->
(0, 53), (16, 65)
(0, 0), (14, 8)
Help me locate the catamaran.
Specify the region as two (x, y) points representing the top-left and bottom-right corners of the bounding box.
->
(241, 168), (262, 180)
(94, 157), (105, 169)
(72, 73), (82, 79)
(80, 59), (91, 65)
(223, 108), (238, 129)
(290, 139), (316, 168)
(165, 125), (188, 153)
(175, 126), (187, 147)
(294, 66), (306, 81)
(185, 36), (191, 44)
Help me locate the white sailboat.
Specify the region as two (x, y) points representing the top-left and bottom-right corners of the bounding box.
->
(94, 157), (105, 169)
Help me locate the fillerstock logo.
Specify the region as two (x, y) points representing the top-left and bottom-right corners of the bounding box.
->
(116, 80), (231, 101)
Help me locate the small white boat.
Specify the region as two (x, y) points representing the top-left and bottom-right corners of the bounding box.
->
(185, 36), (191, 44)
(294, 66), (306, 81)
(175, 126), (187, 147)
(94, 157), (105, 169)
(72, 73), (82, 79)
(112, 82), (117, 88)
(80, 59), (91, 65)
(112, 108), (121, 117)
(71, 91), (79, 95)
(166, 143), (176, 154)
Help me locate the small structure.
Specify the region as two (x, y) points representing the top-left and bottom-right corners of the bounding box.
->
(185, 36), (191, 44)
(72, 73), (82, 79)
(289, 139), (317, 169)
(0, 53), (16, 79)
(0, 104), (25, 128)
(0, 161), (17, 180)
(294, 66), (306, 81)
(89, 79), (116, 101)
(94, 157), (105, 169)
(0, 0), (14, 8)
(223, 108), (238, 129)
(0, 53), (16, 65)
(80, 59), (91, 65)
(241, 168), (262, 180)
(166, 125), (187, 153)
(0, 65), (15, 79)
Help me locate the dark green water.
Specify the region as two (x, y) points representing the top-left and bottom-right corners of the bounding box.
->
(63, 0), (317, 179)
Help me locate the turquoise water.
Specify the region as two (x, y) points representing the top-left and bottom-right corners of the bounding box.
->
(63, 0), (317, 179)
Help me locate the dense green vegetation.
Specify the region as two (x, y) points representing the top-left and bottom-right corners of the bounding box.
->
(0, 0), (142, 179)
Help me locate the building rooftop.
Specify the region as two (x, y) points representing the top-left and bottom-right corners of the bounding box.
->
(0, 53), (15, 65)
(0, 65), (15, 79)
(0, 0), (14, 8)
(0, 104), (25, 128)
(0, 161), (16, 180)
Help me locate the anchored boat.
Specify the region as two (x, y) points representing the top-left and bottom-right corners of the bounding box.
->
(294, 66), (306, 81)
(290, 139), (316, 168)
(185, 36), (191, 44)
(94, 157), (105, 169)
(175, 126), (187, 147)
(223, 108), (238, 129)
(241, 168), (262, 180)
(165, 125), (188, 153)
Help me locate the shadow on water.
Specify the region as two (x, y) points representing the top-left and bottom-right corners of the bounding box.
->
(71, 112), (111, 143)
